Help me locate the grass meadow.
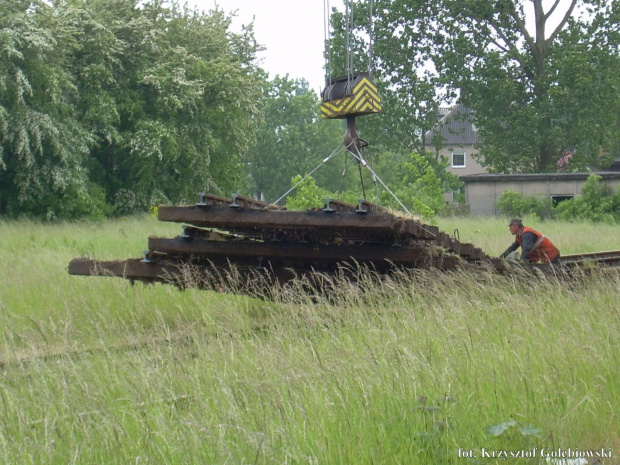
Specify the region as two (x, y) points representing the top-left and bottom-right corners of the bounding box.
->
(0, 215), (619, 464)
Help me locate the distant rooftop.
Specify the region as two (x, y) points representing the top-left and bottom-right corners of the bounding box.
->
(425, 104), (479, 146)
(460, 171), (620, 182)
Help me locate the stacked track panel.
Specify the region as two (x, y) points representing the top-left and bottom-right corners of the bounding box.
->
(67, 194), (492, 291)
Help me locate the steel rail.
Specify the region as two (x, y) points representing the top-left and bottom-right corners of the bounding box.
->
(148, 236), (463, 269)
(158, 205), (436, 241)
(562, 250), (620, 266)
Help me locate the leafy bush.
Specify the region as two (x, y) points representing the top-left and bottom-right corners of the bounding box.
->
(496, 190), (554, 218)
(285, 175), (332, 210)
(285, 152), (453, 220)
(381, 153), (447, 219)
(44, 181), (113, 221)
(554, 174), (620, 222)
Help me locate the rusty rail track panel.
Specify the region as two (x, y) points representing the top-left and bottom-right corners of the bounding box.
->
(69, 195), (490, 291)
(68, 194), (620, 293)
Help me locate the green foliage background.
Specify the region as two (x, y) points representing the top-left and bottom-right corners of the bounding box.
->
(0, 0), (262, 219)
(284, 151), (457, 220)
(3, 0), (620, 221)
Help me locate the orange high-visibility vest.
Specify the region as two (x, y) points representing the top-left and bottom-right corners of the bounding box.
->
(516, 227), (560, 263)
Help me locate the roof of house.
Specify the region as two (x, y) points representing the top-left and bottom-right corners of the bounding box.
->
(425, 104), (480, 146)
(459, 171), (620, 183)
(437, 107), (452, 118)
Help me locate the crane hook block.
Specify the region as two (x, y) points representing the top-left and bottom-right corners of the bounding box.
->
(320, 72), (381, 119)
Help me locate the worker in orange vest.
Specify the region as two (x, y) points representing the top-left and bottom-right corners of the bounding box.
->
(500, 218), (561, 264)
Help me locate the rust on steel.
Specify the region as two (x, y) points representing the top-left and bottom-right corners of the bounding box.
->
(561, 250), (620, 266)
(69, 193), (620, 294)
(158, 205), (485, 260)
(148, 236), (460, 270)
(157, 205), (442, 244)
(68, 257), (183, 282)
(196, 193), (285, 210)
(68, 257), (293, 292)
(68, 194), (497, 293)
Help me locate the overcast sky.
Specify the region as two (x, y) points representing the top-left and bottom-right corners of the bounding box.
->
(187, 0), (329, 94)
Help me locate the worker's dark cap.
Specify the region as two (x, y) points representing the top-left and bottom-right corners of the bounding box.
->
(508, 218), (523, 227)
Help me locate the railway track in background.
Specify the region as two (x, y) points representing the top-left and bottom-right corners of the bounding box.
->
(68, 193), (620, 294)
(561, 250), (620, 267)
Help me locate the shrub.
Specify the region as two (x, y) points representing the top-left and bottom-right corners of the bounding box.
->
(380, 153), (447, 219)
(285, 175), (331, 210)
(45, 181), (113, 221)
(496, 190), (554, 219)
(554, 174), (620, 222)
(285, 152), (450, 219)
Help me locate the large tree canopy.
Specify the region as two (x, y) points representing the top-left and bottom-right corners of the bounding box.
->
(0, 0), (263, 218)
(0, 0), (93, 217)
(329, 0), (620, 173)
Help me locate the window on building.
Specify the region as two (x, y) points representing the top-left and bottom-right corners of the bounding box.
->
(551, 195), (573, 207)
(452, 186), (465, 203)
(452, 151), (466, 168)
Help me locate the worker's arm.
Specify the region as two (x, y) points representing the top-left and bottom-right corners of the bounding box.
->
(519, 231), (536, 261)
(500, 241), (519, 259)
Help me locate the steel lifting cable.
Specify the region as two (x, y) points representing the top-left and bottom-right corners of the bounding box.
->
(325, 0), (369, 91)
(272, 143), (348, 205)
(368, 0), (374, 76)
(346, 144), (414, 217)
(361, 141), (380, 201)
(337, 154), (357, 199)
(345, 0), (354, 92)
(323, 0), (332, 97)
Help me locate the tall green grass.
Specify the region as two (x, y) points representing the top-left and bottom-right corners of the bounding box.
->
(0, 216), (618, 464)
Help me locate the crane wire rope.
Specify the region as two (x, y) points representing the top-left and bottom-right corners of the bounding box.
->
(345, 0), (353, 90)
(337, 152), (357, 199)
(323, 0), (332, 98)
(272, 143), (348, 206)
(346, 144), (413, 216)
(368, 0), (374, 75)
(358, 138), (380, 201)
(365, 0), (380, 203)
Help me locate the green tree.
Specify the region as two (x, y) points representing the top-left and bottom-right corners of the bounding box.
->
(380, 152), (447, 218)
(82, 0), (263, 212)
(0, 0), (95, 218)
(0, 0), (263, 219)
(328, 0), (620, 173)
(285, 175), (332, 210)
(243, 75), (344, 203)
(434, 0), (620, 172)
